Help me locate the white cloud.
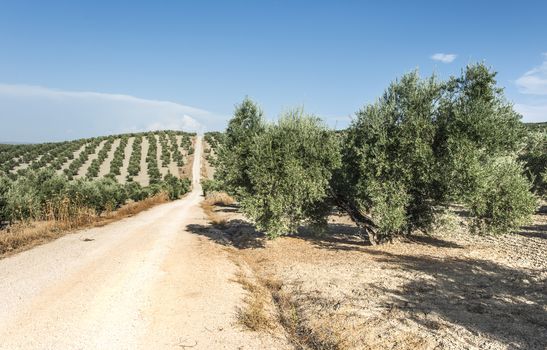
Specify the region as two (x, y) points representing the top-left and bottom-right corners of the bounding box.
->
(514, 103), (547, 122)
(0, 84), (223, 142)
(146, 115), (203, 133)
(515, 53), (547, 95)
(430, 53), (457, 63)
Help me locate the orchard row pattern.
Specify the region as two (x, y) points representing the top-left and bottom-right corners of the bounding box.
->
(0, 130), (195, 186)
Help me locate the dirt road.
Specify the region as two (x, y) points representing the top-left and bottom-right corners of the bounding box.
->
(0, 136), (278, 349)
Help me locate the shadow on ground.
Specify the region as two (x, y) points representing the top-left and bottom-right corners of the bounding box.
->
(517, 223), (547, 240)
(186, 219), (266, 249)
(186, 207), (546, 348)
(295, 222), (465, 252)
(361, 249), (547, 348)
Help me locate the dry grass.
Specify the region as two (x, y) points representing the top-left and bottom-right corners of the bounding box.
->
(204, 192), (235, 206)
(267, 279), (342, 350)
(200, 194), (346, 349)
(201, 192), (235, 228)
(205, 198), (547, 349)
(111, 193), (168, 219)
(0, 193), (169, 258)
(232, 253), (344, 350)
(233, 271), (274, 331)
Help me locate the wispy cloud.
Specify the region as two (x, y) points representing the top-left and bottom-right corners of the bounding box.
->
(513, 54), (547, 123)
(430, 53), (457, 63)
(515, 53), (547, 95)
(514, 103), (547, 122)
(0, 84), (223, 142)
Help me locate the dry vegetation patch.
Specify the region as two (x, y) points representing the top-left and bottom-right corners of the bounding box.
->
(201, 192), (236, 228)
(196, 200), (547, 350)
(0, 193), (169, 258)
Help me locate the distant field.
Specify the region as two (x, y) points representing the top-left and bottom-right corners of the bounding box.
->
(525, 121), (547, 131)
(0, 130), (195, 186)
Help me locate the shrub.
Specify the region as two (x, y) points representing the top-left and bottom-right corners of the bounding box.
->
(239, 110), (341, 237)
(64, 177), (126, 214)
(204, 192), (235, 206)
(5, 175), (41, 221)
(519, 130), (547, 198)
(335, 64), (533, 243)
(125, 181), (148, 202)
(469, 158), (537, 234)
(201, 179), (223, 196)
(0, 174), (12, 223)
(162, 174), (191, 200)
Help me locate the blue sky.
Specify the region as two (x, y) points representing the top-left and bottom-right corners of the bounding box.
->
(1, 0), (546, 142)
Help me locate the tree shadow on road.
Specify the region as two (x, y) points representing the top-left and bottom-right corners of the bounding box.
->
(186, 219), (266, 249)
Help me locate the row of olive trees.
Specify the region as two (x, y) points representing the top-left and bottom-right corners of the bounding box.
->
(214, 64), (538, 244)
(0, 168), (191, 225)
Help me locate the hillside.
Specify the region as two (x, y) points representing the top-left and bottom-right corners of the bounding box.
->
(525, 121), (547, 131)
(0, 130), (196, 186)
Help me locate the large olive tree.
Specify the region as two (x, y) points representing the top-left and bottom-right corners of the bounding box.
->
(240, 111), (341, 237)
(335, 64), (536, 244)
(334, 72), (442, 244)
(216, 64), (536, 244)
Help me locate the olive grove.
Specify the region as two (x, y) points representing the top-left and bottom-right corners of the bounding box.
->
(213, 64), (538, 244)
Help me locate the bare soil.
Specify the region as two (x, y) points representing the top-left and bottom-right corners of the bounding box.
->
(76, 139), (106, 178)
(116, 136), (134, 183)
(98, 137), (120, 177)
(60, 143), (86, 173)
(0, 136), (288, 349)
(135, 136), (149, 186)
(195, 202), (547, 350)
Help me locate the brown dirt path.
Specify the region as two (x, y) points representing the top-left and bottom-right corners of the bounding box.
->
(0, 136), (285, 349)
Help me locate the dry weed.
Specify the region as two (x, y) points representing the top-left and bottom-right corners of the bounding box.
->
(204, 192), (235, 206)
(201, 192), (235, 228)
(232, 256), (344, 350)
(233, 271), (274, 331)
(0, 193), (169, 258)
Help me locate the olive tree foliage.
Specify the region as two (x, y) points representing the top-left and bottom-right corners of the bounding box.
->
(434, 64), (526, 200)
(215, 100), (341, 237)
(239, 111), (341, 237)
(216, 64), (536, 244)
(0, 173), (10, 223)
(335, 64), (536, 244)
(519, 130), (547, 198)
(468, 157), (537, 234)
(435, 65), (536, 233)
(0, 167), (192, 225)
(215, 98), (265, 199)
(334, 72), (442, 244)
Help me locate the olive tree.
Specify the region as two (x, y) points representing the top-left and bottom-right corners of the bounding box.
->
(0, 173), (12, 223)
(435, 63), (526, 200)
(334, 72), (441, 244)
(335, 64), (535, 244)
(519, 130), (547, 198)
(239, 110), (341, 237)
(215, 97), (265, 198)
(468, 157), (536, 234)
